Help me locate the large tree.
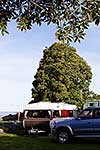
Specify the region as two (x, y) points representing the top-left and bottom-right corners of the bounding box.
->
(0, 0), (100, 42)
(32, 43), (92, 107)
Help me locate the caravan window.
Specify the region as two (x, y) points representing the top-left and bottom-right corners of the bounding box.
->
(61, 110), (74, 117)
(25, 110), (51, 118)
(53, 110), (60, 117)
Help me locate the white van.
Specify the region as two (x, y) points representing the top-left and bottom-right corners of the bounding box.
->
(83, 100), (100, 109)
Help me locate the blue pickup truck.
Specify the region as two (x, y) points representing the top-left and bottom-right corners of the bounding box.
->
(50, 107), (100, 143)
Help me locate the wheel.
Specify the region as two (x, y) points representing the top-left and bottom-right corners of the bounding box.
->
(57, 129), (70, 144)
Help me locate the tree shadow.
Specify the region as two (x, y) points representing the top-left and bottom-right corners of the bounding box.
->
(73, 137), (100, 145)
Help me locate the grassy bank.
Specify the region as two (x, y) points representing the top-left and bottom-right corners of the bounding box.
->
(0, 133), (100, 150)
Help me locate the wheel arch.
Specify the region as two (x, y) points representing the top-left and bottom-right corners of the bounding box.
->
(56, 125), (74, 136)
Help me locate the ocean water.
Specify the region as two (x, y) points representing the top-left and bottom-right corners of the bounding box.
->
(0, 111), (17, 118)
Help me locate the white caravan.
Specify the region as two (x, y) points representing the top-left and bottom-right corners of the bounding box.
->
(23, 101), (77, 134)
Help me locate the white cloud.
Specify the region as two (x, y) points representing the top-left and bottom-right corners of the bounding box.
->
(71, 23), (100, 95)
(76, 48), (100, 94)
(0, 51), (41, 111)
(0, 22), (56, 111)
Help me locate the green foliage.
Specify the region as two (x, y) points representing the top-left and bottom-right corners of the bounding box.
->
(32, 43), (92, 107)
(85, 90), (100, 100)
(0, 0), (100, 42)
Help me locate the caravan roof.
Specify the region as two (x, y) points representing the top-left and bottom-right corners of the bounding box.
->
(24, 102), (77, 111)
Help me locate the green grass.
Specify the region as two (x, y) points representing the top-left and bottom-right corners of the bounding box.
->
(0, 133), (100, 150)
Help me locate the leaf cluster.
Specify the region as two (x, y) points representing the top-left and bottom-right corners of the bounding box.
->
(0, 0), (100, 42)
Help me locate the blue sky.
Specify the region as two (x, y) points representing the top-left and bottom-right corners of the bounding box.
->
(0, 22), (100, 112)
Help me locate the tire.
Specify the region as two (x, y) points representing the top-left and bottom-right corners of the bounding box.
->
(56, 129), (71, 144)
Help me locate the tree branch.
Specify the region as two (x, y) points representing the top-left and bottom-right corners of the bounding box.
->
(30, 0), (44, 10)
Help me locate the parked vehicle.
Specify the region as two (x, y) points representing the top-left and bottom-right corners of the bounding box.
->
(83, 100), (100, 108)
(50, 107), (100, 143)
(23, 101), (77, 134)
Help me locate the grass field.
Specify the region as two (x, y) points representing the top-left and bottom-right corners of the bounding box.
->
(0, 133), (100, 150)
